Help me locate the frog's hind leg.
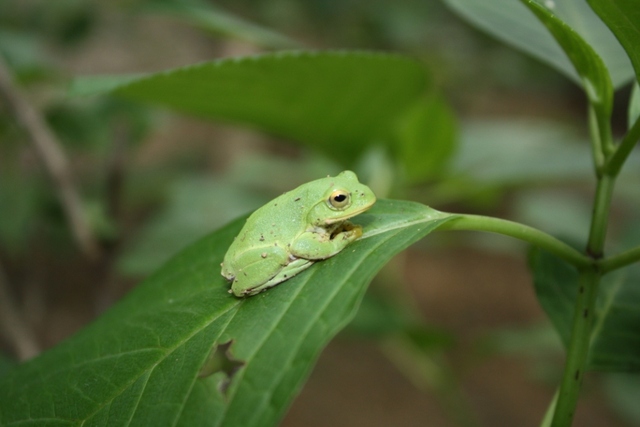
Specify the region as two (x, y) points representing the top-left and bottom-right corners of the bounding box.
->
(234, 257), (313, 297)
(229, 245), (289, 296)
(261, 257), (314, 291)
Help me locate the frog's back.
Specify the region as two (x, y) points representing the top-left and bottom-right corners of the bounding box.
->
(223, 186), (312, 268)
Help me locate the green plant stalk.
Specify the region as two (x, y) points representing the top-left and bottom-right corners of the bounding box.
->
(550, 94), (640, 424)
(551, 134), (617, 426)
(588, 105), (606, 172)
(585, 174), (614, 258)
(605, 114), (640, 177)
(436, 215), (591, 268)
(599, 245), (640, 274)
(551, 269), (600, 427)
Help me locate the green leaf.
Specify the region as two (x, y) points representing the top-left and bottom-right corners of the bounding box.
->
(0, 199), (453, 427)
(118, 157), (343, 276)
(148, 1), (300, 49)
(451, 120), (594, 184)
(70, 51), (429, 165)
(0, 353), (16, 379)
(588, 0), (640, 84)
(442, 0), (633, 88)
(629, 83), (640, 128)
(604, 373), (640, 425)
(117, 177), (270, 276)
(394, 94), (458, 183)
(520, 0), (613, 141)
(530, 248), (640, 371)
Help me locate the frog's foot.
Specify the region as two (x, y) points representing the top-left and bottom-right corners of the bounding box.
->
(330, 221), (362, 240)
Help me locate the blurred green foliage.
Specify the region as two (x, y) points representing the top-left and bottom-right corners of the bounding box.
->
(1, 0), (640, 426)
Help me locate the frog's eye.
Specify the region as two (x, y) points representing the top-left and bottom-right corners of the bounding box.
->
(329, 190), (350, 209)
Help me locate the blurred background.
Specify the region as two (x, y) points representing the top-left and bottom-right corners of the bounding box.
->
(1, 0), (639, 426)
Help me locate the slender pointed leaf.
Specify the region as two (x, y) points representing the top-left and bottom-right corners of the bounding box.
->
(629, 83), (640, 128)
(520, 0), (613, 132)
(0, 199), (454, 427)
(588, 0), (640, 84)
(442, 0), (633, 88)
(70, 51), (429, 165)
(148, 1), (300, 49)
(530, 248), (640, 371)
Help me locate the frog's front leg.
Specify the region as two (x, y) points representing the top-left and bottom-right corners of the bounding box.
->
(290, 223), (363, 260)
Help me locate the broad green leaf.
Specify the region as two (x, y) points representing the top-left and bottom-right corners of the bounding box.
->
(521, 0), (613, 143)
(70, 51), (429, 165)
(0, 199), (454, 427)
(530, 248), (640, 371)
(394, 94), (458, 183)
(442, 0), (633, 88)
(588, 0), (640, 84)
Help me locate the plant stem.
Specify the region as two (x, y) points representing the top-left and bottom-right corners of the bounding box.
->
(585, 174), (614, 258)
(588, 105), (606, 172)
(551, 155), (617, 426)
(605, 114), (640, 177)
(599, 245), (640, 274)
(437, 215), (591, 268)
(551, 270), (599, 427)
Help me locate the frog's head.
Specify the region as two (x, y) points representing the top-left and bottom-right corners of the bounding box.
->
(308, 170), (376, 226)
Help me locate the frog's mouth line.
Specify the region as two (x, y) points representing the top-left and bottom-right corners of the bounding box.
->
(323, 202), (375, 225)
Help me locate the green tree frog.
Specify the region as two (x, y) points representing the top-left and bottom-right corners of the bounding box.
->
(221, 171), (376, 297)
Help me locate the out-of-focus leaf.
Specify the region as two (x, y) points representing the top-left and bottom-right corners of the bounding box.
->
(0, 30), (46, 72)
(513, 190), (591, 247)
(530, 248), (640, 371)
(347, 291), (410, 337)
(521, 0), (613, 152)
(70, 74), (143, 95)
(149, 0), (300, 49)
(0, 173), (43, 254)
(604, 373), (640, 425)
(354, 146), (396, 198)
(0, 199), (454, 427)
(488, 324), (563, 356)
(629, 83), (640, 128)
(347, 290), (453, 350)
(442, 0), (633, 88)
(588, 0), (640, 83)
(119, 156), (341, 276)
(70, 51), (429, 165)
(224, 154), (342, 195)
(451, 120), (594, 185)
(118, 177), (270, 276)
(0, 353), (16, 379)
(394, 94), (457, 183)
